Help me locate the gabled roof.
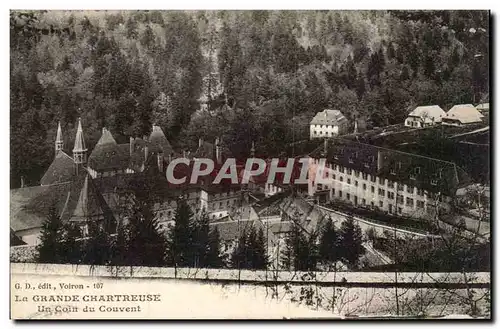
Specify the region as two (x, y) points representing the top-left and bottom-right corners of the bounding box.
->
(279, 196), (327, 234)
(408, 105), (446, 123)
(40, 151), (76, 186)
(310, 109), (348, 126)
(444, 104), (484, 124)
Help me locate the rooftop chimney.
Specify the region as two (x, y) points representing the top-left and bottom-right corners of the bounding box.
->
(215, 137), (221, 164)
(129, 137), (134, 156)
(144, 144), (149, 161)
(199, 138), (203, 148)
(157, 151), (164, 172)
(354, 119), (358, 134)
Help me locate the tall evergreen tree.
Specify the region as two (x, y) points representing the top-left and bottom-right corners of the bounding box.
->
(60, 223), (83, 264)
(206, 227), (225, 268)
(192, 212), (210, 267)
(125, 194), (167, 267)
(281, 221), (318, 271)
(82, 221), (111, 265)
(166, 198), (195, 267)
(230, 228), (248, 269)
(37, 206), (65, 264)
(339, 218), (365, 268)
(318, 219), (341, 270)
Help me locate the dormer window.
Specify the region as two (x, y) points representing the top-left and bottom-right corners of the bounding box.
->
(415, 167), (421, 174)
(364, 162), (370, 168)
(390, 168), (396, 175)
(369, 155), (375, 163)
(397, 161), (402, 169)
(348, 157), (354, 164)
(431, 179), (438, 186)
(354, 152), (358, 158)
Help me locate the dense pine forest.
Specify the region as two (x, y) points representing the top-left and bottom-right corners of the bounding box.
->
(10, 10), (489, 188)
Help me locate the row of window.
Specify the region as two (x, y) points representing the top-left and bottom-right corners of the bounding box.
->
(324, 173), (427, 197)
(311, 124), (334, 129)
(330, 188), (427, 210)
(313, 130), (337, 136)
(316, 158), (442, 186)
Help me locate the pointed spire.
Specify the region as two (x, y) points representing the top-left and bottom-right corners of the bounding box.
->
(73, 118), (87, 166)
(250, 141), (255, 158)
(73, 118), (87, 153)
(55, 121), (64, 155)
(56, 121), (63, 143)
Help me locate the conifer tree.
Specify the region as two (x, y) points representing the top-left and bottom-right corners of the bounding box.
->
(192, 211), (210, 268)
(166, 198), (195, 267)
(110, 222), (129, 266)
(206, 227), (225, 268)
(230, 228), (248, 269)
(60, 222), (83, 264)
(318, 219), (341, 270)
(124, 192), (167, 267)
(82, 221), (111, 265)
(281, 221), (318, 271)
(37, 206), (65, 264)
(339, 218), (365, 268)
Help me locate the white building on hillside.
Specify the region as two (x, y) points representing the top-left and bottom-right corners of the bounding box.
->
(310, 109), (348, 139)
(442, 104), (484, 126)
(404, 105), (446, 128)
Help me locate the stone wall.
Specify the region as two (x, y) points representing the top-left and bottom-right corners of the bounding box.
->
(10, 245), (37, 263)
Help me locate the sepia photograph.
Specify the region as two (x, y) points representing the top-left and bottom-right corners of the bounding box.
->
(9, 9), (490, 320)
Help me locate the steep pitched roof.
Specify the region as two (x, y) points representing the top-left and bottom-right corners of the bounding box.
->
(309, 139), (471, 196)
(11, 173), (115, 233)
(408, 105), (446, 123)
(70, 174), (114, 222)
(88, 143), (131, 172)
(11, 184), (56, 231)
(95, 127), (117, 146)
(279, 196), (327, 234)
(40, 151), (76, 186)
(149, 125), (173, 155)
(444, 104), (484, 124)
(310, 109), (348, 126)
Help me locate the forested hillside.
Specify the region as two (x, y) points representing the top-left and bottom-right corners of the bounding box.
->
(10, 10), (489, 187)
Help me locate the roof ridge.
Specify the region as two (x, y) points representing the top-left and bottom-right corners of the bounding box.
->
(59, 151), (74, 161)
(350, 140), (458, 167)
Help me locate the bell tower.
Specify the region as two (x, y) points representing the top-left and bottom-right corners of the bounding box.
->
(73, 118), (87, 172)
(55, 121), (64, 156)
